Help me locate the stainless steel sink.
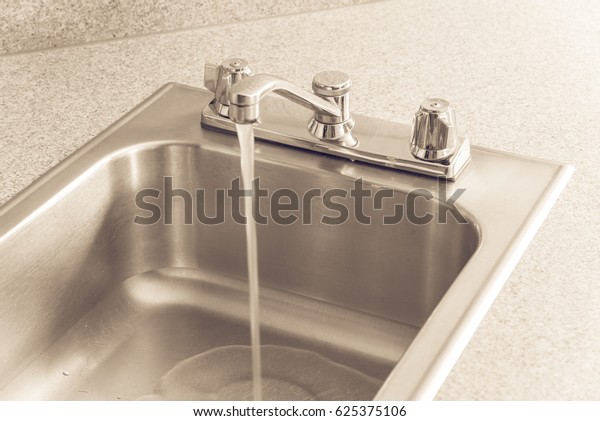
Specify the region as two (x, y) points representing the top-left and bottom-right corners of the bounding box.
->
(0, 83), (572, 400)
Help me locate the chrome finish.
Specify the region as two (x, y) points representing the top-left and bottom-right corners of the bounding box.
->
(204, 58), (253, 118)
(308, 71), (356, 146)
(411, 98), (458, 161)
(0, 84), (572, 400)
(201, 59), (471, 180)
(226, 74), (340, 125)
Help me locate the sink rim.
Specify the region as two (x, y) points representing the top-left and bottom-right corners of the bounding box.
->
(0, 83), (573, 400)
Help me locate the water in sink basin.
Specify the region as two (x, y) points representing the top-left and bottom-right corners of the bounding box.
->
(0, 142), (477, 399)
(138, 345), (379, 401)
(0, 267), (413, 400)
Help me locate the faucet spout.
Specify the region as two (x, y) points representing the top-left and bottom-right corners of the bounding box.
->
(228, 74), (341, 124)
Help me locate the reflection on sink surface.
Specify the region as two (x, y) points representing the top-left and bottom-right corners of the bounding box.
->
(0, 84), (571, 400)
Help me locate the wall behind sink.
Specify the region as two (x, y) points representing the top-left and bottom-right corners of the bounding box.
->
(0, 0), (371, 55)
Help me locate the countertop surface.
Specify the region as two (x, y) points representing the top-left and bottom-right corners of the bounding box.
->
(1, 0), (599, 399)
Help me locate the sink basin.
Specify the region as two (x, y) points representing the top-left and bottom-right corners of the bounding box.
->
(0, 83), (572, 400)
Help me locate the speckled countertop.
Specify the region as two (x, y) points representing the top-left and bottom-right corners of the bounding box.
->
(1, 0), (599, 399)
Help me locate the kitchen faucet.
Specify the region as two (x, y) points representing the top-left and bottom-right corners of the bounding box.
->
(201, 58), (471, 180)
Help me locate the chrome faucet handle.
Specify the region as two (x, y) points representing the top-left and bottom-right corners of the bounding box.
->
(204, 58), (253, 117)
(410, 98), (458, 162)
(308, 71), (356, 147)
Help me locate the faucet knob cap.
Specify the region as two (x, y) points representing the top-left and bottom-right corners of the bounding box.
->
(220, 58), (251, 74)
(312, 71), (351, 97)
(410, 98), (458, 162)
(309, 70), (356, 146)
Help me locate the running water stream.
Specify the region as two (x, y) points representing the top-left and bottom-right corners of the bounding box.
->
(236, 123), (262, 401)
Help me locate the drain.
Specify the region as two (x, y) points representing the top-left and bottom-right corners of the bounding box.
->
(138, 345), (380, 401)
